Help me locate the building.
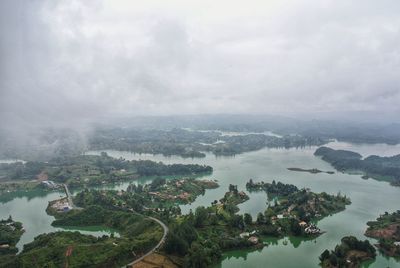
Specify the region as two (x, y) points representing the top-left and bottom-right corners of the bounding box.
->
(299, 221), (307, 227)
(248, 236), (259, 244)
(240, 232), (250, 238)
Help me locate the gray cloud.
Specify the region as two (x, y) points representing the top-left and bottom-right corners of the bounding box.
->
(1, 0), (400, 129)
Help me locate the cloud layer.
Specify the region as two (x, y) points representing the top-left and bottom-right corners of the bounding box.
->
(1, 0), (400, 128)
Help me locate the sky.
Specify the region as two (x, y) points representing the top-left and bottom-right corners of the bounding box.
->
(1, 0), (400, 129)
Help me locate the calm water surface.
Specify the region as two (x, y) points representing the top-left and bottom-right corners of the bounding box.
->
(1, 142), (399, 267)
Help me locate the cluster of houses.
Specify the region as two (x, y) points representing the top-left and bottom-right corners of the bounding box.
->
(299, 221), (322, 234)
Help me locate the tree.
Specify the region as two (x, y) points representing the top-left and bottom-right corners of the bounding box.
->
(319, 249), (330, 262)
(256, 212), (265, 224)
(164, 233), (189, 256)
(244, 213), (252, 225)
(229, 215), (244, 230)
(184, 242), (210, 268)
(194, 206), (208, 227)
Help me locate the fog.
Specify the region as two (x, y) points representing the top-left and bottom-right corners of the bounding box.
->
(2, 0), (400, 129)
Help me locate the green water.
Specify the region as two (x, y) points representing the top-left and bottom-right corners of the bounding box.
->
(0, 191), (118, 252)
(87, 142), (400, 268)
(1, 142), (400, 267)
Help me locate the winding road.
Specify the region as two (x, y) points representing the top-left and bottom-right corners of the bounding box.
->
(125, 216), (169, 267)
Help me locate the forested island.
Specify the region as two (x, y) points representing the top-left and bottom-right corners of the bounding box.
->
(287, 167), (335, 174)
(246, 180), (351, 235)
(246, 180), (350, 219)
(314, 147), (400, 186)
(319, 236), (376, 268)
(0, 152), (212, 193)
(365, 210), (400, 258)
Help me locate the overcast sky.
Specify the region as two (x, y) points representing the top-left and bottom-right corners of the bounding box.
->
(1, 0), (400, 128)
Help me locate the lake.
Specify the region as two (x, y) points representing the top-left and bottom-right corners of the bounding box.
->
(1, 141), (400, 267)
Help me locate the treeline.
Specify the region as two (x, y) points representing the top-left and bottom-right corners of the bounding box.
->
(133, 160), (212, 176)
(246, 179), (299, 196)
(315, 146), (400, 185)
(0, 153), (212, 186)
(89, 127), (327, 158)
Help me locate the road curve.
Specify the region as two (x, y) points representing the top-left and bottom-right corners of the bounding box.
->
(125, 216), (169, 267)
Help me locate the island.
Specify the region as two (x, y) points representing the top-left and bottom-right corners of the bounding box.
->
(314, 146), (400, 186)
(319, 236), (376, 268)
(287, 167), (335, 174)
(218, 184), (250, 213)
(246, 179), (351, 236)
(365, 210), (400, 258)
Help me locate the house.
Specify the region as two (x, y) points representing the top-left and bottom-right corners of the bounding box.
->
(299, 221), (307, 227)
(0, 244), (10, 249)
(394, 241), (400, 246)
(248, 236), (259, 244)
(240, 232), (250, 238)
(277, 214), (284, 219)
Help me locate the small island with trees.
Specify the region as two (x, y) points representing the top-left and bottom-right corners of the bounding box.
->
(246, 179), (351, 236)
(319, 236), (376, 268)
(365, 210), (400, 258)
(287, 167), (335, 174)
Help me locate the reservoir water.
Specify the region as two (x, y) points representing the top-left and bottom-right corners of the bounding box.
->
(1, 141), (400, 267)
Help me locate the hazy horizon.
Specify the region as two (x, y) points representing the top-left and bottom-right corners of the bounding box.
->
(2, 0), (400, 131)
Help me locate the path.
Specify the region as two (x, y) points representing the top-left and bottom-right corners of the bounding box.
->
(63, 184), (81, 209)
(124, 216), (169, 267)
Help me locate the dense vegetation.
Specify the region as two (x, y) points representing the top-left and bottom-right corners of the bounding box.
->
(365, 210), (400, 257)
(0, 153), (212, 190)
(163, 186), (261, 268)
(319, 236), (376, 268)
(73, 178), (218, 215)
(5, 231), (150, 268)
(315, 146), (400, 186)
(1, 206), (163, 267)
